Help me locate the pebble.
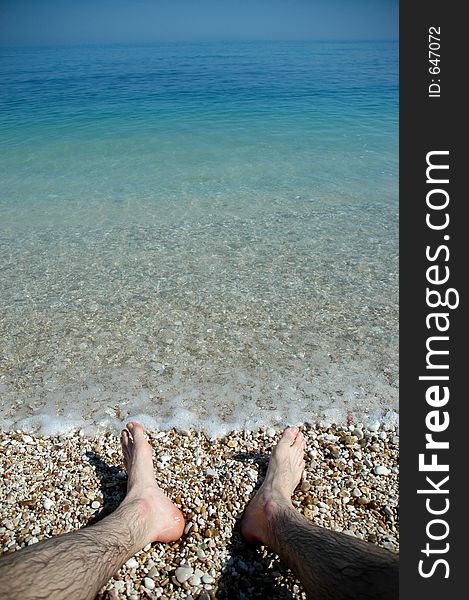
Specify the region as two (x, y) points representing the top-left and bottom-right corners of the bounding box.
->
(327, 445), (340, 458)
(142, 577), (155, 590)
(383, 541), (396, 552)
(189, 568), (205, 586)
(125, 558), (139, 570)
(91, 501), (101, 509)
(383, 506), (394, 519)
(175, 565), (194, 583)
(43, 498), (54, 510)
(147, 566), (159, 578)
(184, 522), (193, 535)
(374, 465), (391, 476)
(27, 536), (39, 545)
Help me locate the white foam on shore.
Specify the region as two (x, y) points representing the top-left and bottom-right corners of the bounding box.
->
(6, 407), (399, 438)
(1, 356), (399, 437)
(13, 415), (84, 437)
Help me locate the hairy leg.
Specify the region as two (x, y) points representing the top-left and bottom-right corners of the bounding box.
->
(242, 427), (399, 600)
(0, 422), (184, 600)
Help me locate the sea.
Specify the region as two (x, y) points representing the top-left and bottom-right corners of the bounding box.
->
(0, 41), (398, 436)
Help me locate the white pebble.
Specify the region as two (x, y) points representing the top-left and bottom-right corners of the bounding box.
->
(266, 427), (276, 438)
(184, 522), (193, 535)
(175, 565), (193, 583)
(191, 574), (202, 587)
(202, 574), (214, 584)
(246, 468), (257, 481)
(91, 501), (101, 509)
(143, 577), (155, 590)
(22, 434), (35, 445)
(113, 580), (125, 591)
(383, 541), (396, 552)
(125, 557), (139, 570)
(27, 536), (39, 545)
(374, 465), (390, 476)
(43, 498), (54, 510)
(190, 568), (204, 587)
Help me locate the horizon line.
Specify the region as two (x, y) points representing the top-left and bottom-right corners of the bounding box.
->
(0, 38), (399, 50)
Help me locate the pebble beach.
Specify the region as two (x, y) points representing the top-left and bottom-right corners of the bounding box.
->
(0, 423), (399, 599)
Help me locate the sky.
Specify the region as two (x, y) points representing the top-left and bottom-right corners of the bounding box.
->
(0, 0), (398, 46)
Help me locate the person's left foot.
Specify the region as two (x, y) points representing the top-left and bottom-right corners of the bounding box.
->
(120, 422), (185, 544)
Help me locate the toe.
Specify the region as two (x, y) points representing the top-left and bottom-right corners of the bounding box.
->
(292, 430), (305, 448)
(121, 429), (130, 447)
(126, 422), (146, 445)
(292, 432), (306, 458)
(280, 426), (300, 445)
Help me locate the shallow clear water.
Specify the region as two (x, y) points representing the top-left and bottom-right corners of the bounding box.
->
(0, 41), (398, 435)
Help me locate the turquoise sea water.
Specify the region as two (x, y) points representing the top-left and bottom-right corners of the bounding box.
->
(0, 41), (398, 434)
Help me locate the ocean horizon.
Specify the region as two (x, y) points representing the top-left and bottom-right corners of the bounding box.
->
(0, 40), (398, 435)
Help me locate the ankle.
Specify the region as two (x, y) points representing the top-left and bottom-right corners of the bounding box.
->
(264, 497), (293, 523)
(115, 498), (151, 550)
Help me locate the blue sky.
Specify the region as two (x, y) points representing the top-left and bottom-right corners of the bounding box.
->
(0, 0), (398, 45)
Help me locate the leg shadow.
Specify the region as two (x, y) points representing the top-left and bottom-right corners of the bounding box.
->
(216, 452), (297, 600)
(85, 451), (127, 526)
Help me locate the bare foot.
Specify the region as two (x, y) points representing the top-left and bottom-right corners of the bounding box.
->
(120, 422), (185, 544)
(241, 426), (306, 545)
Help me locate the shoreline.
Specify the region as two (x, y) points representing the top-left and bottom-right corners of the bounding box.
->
(0, 423), (399, 599)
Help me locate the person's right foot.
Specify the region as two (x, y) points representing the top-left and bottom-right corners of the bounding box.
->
(241, 427), (306, 545)
(120, 422), (185, 545)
